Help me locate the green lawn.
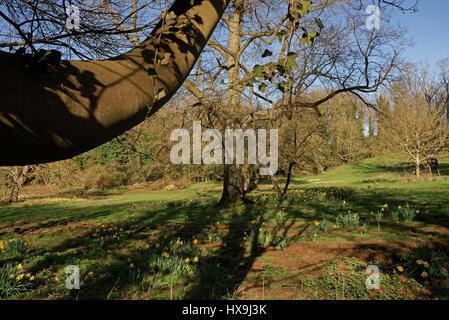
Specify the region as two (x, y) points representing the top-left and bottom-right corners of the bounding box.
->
(1, 156), (448, 300)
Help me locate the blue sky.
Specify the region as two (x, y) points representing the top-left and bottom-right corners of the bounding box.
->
(391, 0), (449, 64)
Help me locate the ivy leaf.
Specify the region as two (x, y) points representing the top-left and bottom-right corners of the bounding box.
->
(298, 0), (312, 16)
(276, 64), (288, 77)
(261, 49), (273, 58)
(286, 52), (299, 70)
(277, 30), (287, 43)
(253, 65), (264, 79)
(148, 68), (157, 78)
(276, 81), (287, 93)
(315, 18), (324, 30)
(155, 88), (166, 101)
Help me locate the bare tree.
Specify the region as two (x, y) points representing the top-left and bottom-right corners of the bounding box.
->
(380, 64), (449, 177)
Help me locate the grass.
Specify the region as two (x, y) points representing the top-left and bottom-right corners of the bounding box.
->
(0, 155), (449, 299)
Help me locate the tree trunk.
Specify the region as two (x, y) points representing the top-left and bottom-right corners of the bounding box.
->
(219, 164), (246, 207)
(218, 164), (257, 208)
(218, 0), (247, 207)
(9, 166), (30, 203)
(415, 155), (421, 177)
(0, 0), (230, 165)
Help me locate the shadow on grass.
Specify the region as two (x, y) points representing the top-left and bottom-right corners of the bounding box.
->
(8, 198), (300, 299)
(3, 183), (449, 300)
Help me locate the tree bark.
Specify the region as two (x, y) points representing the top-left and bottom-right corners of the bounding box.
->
(9, 166), (30, 203)
(218, 0), (247, 207)
(415, 154), (421, 177)
(0, 0), (230, 166)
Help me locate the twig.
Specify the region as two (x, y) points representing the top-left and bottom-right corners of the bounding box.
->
(106, 277), (120, 300)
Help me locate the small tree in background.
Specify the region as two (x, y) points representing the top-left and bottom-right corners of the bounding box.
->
(380, 64), (449, 177)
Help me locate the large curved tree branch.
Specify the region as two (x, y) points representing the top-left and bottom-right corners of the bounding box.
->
(0, 0), (230, 165)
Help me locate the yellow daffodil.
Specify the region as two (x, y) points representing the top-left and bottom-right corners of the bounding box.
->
(423, 261), (429, 268)
(421, 271), (428, 278)
(193, 257), (199, 263)
(397, 266), (404, 272)
(129, 263), (134, 268)
(185, 258), (190, 263)
(417, 260), (423, 265)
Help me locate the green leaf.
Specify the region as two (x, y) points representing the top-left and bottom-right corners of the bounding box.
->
(258, 83), (267, 93)
(253, 65), (264, 79)
(286, 52), (299, 70)
(276, 64), (288, 77)
(315, 18), (324, 30)
(148, 68), (157, 78)
(261, 49), (273, 58)
(309, 30), (318, 38)
(276, 81), (287, 93)
(277, 30), (287, 43)
(302, 0), (312, 13)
